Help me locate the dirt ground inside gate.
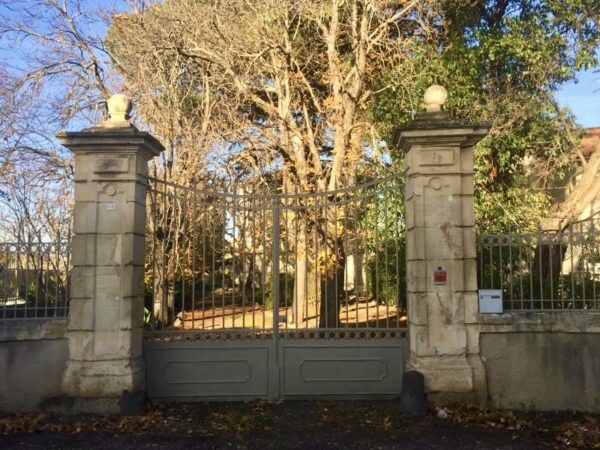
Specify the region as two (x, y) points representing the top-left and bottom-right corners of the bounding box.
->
(176, 295), (407, 330)
(1, 400), (599, 449)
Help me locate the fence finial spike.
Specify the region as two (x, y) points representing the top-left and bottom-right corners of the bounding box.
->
(101, 93), (133, 128)
(424, 85), (448, 113)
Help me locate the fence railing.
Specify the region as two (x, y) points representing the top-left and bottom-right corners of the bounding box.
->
(145, 174), (406, 338)
(477, 215), (600, 311)
(0, 240), (71, 320)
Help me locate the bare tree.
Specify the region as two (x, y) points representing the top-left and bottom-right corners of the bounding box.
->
(108, 0), (436, 326)
(0, 0), (125, 242)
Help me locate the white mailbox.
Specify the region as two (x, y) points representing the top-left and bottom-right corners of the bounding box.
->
(478, 289), (503, 314)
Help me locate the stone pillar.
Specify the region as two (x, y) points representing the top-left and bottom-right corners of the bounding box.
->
(56, 95), (164, 414)
(396, 86), (489, 405)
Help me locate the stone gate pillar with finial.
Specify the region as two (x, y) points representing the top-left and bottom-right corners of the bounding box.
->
(56, 95), (164, 414)
(396, 86), (490, 405)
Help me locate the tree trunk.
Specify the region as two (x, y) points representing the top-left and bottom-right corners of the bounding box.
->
(318, 234), (345, 329)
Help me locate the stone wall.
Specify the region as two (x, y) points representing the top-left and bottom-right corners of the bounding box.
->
(0, 320), (68, 412)
(480, 312), (600, 412)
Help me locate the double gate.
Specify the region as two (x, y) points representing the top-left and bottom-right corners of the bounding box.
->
(144, 174), (408, 400)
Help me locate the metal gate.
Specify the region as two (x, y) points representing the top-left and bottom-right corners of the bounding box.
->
(144, 174), (408, 400)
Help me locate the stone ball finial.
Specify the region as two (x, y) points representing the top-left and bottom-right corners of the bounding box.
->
(424, 84), (448, 113)
(101, 93), (133, 128)
(107, 94), (132, 121)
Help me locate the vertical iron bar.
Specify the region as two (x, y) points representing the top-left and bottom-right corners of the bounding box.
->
(508, 234), (513, 310)
(261, 205), (266, 331)
(518, 236), (524, 310)
(25, 238), (30, 318)
(570, 222), (575, 309)
(181, 188), (187, 328)
(499, 236), (504, 306)
(54, 238), (60, 317)
(211, 199), (217, 330)
(354, 196), (359, 328)
(43, 248), (49, 317)
(364, 194), (369, 328)
(272, 196), (280, 343)
(294, 190), (299, 330)
(528, 234), (534, 309)
(488, 238), (493, 289)
(241, 194), (246, 330)
(232, 196), (237, 329)
(333, 194), (339, 330)
(151, 168), (157, 326)
(161, 177), (168, 327)
(150, 173), (157, 327)
(384, 185), (390, 328)
(578, 220), (586, 309)
(323, 198), (328, 329)
(191, 190), (197, 329)
(375, 190), (380, 329)
(538, 228), (543, 308)
(343, 191), (349, 327)
(283, 191), (289, 332)
(2, 244), (7, 319)
(592, 218), (598, 309)
(34, 241), (40, 317)
(201, 196), (207, 330)
(314, 212), (319, 329)
(558, 227), (564, 309)
(251, 200), (256, 330)
(304, 205), (309, 329)
(222, 198), (226, 328)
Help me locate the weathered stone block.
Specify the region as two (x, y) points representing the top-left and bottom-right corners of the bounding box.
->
(119, 296), (145, 330)
(93, 328), (143, 360)
(461, 198), (475, 226)
(409, 354), (474, 393)
(462, 227), (477, 259)
(96, 200), (146, 236)
(406, 262), (426, 293)
(463, 291), (480, 323)
(406, 228), (425, 261)
(68, 266), (94, 301)
(426, 294), (467, 355)
(459, 147), (474, 172)
(66, 330), (95, 359)
(407, 292), (428, 325)
(423, 225), (463, 260)
(465, 323), (480, 354)
(461, 174), (474, 195)
(421, 193), (464, 226)
(68, 298), (95, 331)
(408, 323), (431, 356)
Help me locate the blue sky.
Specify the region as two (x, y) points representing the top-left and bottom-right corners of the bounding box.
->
(555, 69), (600, 128)
(0, 1), (597, 130)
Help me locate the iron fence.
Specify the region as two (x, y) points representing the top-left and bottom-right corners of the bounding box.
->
(145, 174), (406, 339)
(477, 215), (600, 311)
(0, 240), (71, 320)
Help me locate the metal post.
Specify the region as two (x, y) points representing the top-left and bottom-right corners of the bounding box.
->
(272, 196), (281, 341)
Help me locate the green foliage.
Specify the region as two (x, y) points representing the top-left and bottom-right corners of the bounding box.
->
(371, 0), (599, 232)
(360, 175), (406, 307)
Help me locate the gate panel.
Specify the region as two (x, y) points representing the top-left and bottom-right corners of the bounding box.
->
(144, 174), (408, 400)
(145, 338), (277, 400)
(280, 333), (408, 398)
